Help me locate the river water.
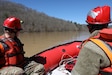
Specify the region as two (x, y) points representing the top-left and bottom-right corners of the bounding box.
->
(18, 31), (90, 57)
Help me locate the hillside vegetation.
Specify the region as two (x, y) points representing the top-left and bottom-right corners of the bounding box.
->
(0, 0), (87, 32)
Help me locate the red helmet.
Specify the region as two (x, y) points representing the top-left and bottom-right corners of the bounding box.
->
(3, 17), (22, 30)
(86, 5), (111, 24)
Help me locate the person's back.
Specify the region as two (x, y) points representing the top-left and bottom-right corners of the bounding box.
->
(71, 5), (112, 75)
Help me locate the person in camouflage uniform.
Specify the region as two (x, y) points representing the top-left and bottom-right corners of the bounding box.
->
(0, 17), (45, 75)
(71, 5), (112, 75)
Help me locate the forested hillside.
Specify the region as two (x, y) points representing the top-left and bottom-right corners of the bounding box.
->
(0, 0), (87, 32)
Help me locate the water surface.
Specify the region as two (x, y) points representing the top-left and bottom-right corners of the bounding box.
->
(19, 31), (90, 57)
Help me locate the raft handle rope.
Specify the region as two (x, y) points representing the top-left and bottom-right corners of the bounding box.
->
(58, 53), (77, 71)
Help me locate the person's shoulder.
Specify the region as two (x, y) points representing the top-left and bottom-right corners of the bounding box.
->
(83, 40), (105, 54)
(84, 41), (97, 48)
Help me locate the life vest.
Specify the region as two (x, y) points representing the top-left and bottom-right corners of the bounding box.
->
(0, 35), (25, 68)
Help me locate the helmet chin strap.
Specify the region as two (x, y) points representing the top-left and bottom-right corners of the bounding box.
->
(12, 30), (19, 37)
(89, 28), (96, 33)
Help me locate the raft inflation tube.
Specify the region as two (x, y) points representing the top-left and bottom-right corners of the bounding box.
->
(32, 41), (81, 72)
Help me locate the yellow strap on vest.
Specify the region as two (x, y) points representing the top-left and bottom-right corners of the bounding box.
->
(90, 39), (112, 64)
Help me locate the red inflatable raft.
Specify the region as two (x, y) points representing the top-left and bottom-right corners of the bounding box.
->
(31, 40), (112, 75)
(31, 41), (81, 72)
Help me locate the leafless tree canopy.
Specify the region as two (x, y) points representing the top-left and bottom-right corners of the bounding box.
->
(0, 0), (87, 32)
